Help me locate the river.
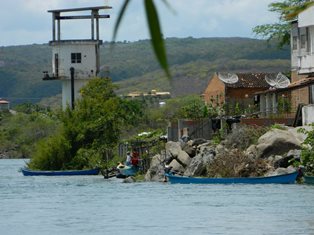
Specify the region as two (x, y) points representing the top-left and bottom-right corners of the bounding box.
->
(1, 159), (314, 235)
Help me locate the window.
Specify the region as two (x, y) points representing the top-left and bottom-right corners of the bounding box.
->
(71, 53), (81, 63)
(292, 36), (298, 50)
(301, 34), (306, 49)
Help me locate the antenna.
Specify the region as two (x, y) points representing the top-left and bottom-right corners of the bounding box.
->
(265, 72), (290, 88)
(218, 73), (239, 84)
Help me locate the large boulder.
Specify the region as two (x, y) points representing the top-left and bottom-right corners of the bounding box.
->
(181, 143), (196, 158)
(169, 159), (185, 173)
(166, 141), (181, 158)
(288, 126), (312, 143)
(184, 151), (216, 176)
(145, 154), (167, 182)
(177, 150), (192, 167)
(256, 129), (302, 158)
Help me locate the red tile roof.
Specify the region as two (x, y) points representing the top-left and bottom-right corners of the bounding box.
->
(222, 73), (277, 88)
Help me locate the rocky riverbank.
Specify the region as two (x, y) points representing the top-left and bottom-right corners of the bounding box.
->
(145, 125), (311, 182)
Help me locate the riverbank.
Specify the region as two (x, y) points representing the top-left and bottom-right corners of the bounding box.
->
(145, 124), (311, 182)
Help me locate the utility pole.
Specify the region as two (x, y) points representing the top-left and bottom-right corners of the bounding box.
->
(70, 67), (75, 110)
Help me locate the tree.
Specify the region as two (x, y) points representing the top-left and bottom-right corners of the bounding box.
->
(28, 78), (143, 170)
(253, 0), (314, 47)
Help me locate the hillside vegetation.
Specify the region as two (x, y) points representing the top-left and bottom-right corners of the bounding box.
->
(0, 37), (290, 106)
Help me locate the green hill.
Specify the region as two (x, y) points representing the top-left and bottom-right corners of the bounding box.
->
(0, 37), (290, 106)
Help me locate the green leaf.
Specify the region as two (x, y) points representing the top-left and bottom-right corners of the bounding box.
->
(112, 0), (131, 42)
(144, 0), (171, 78)
(161, 0), (175, 13)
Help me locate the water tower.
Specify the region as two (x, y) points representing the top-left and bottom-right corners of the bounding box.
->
(43, 6), (112, 109)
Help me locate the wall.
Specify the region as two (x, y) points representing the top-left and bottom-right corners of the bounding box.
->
(62, 79), (87, 109)
(167, 119), (213, 141)
(241, 118), (294, 126)
(302, 104), (314, 125)
(51, 41), (98, 79)
(290, 71), (310, 112)
(203, 73), (225, 105)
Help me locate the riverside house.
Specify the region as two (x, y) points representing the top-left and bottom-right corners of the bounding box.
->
(257, 5), (314, 121)
(203, 72), (274, 115)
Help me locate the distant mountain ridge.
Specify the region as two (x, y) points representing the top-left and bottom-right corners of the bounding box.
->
(0, 37), (290, 106)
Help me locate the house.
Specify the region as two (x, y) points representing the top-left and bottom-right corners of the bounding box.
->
(203, 72), (275, 115)
(256, 4), (314, 121)
(0, 99), (10, 111)
(125, 90), (171, 107)
(290, 4), (314, 110)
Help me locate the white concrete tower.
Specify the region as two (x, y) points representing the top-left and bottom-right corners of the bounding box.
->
(44, 6), (111, 109)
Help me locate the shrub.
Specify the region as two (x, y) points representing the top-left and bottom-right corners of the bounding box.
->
(206, 149), (270, 177)
(300, 125), (314, 175)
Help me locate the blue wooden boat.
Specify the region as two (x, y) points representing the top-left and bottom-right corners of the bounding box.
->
(21, 168), (100, 176)
(116, 165), (139, 178)
(165, 171), (298, 184)
(304, 175), (314, 185)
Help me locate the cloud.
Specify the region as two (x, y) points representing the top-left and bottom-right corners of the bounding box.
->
(0, 0), (278, 46)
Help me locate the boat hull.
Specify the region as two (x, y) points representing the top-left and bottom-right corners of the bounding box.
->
(21, 168), (100, 176)
(165, 172), (298, 184)
(304, 175), (314, 185)
(116, 165), (139, 177)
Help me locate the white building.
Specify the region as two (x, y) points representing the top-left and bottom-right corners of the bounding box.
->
(291, 4), (314, 75)
(44, 6), (111, 109)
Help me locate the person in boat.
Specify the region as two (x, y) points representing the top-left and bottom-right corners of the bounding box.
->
(131, 150), (139, 167)
(125, 151), (132, 166)
(117, 162), (125, 169)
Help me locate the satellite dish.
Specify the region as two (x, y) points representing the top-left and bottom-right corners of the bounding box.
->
(265, 72), (290, 88)
(218, 73), (239, 84)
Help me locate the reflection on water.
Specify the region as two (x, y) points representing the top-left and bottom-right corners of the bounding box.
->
(1, 159), (314, 235)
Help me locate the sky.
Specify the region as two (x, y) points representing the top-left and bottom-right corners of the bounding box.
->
(0, 0), (279, 46)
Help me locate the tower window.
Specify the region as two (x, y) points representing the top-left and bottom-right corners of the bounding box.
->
(71, 53), (81, 63)
(300, 35), (306, 49)
(292, 36), (298, 50)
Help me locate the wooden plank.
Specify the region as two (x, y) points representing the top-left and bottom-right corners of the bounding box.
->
(56, 15), (110, 20)
(48, 6), (112, 13)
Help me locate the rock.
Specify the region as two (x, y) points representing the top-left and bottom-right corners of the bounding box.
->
(181, 143), (196, 158)
(123, 176), (136, 183)
(268, 155), (283, 163)
(177, 150), (192, 167)
(266, 166), (296, 176)
(145, 154), (167, 182)
(287, 149), (302, 160)
(169, 159), (185, 173)
(288, 126), (312, 143)
(256, 129), (302, 158)
(274, 156), (294, 168)
(191, 138), (208, 146)
(166, 141), (182, 158)
(184, 151), (216, 176)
